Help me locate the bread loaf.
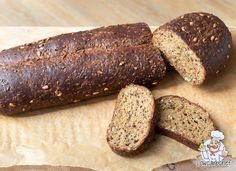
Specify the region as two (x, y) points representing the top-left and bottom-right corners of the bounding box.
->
(153, 12), (232, 85)
(0, 23), (166, 115)
(107, 84), (156, 156)
(0, 23), (152, 65)
(156, 95), (216, 150)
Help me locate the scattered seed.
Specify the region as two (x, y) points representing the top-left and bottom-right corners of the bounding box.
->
(19, 46), (25, 49)
(228, 44), (231, 48)
(180, 15), (184, 19)
(38, 43), (44, 48)
(55, 89), (62, 96)
(134, 67), (138, 70)
(38, 40), (45, 44)
(185, 77), (190, 82)
(181, 27), (185, 31)
(193, 37), (198, 42)
(189, 21), (194, 26)
(104, 87), (109, 91)
(39, 46), (44, 51)
(97, 70), (103, 74)
(73, 99), (80, 103)
(210, 36), (215, 41)
(199, 13), (204, 16)
(213, 23), (217, 28)
(93, 92), (99, 95)
(227, 55), (230, 59)
(119, 61), (125, 66)
(42, 85), (49, 90)
(29, 100), (34, 103)
(216, 70), (220, 74)
(9, 103), (15, 107)
(111, 126), (116, 132)
(188, 50), (194, 55)
(22, 108), (26, 112)
(152, 82), (158, 85)
(37, 51), (41, 57)
(6, 86), (10, 91)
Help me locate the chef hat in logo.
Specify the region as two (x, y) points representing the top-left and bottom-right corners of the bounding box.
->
(211, 130), (224, 141)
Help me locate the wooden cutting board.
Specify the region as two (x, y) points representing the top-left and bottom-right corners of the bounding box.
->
(0, 27), (235, 171)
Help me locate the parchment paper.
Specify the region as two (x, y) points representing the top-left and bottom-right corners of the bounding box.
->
(0, 27), (235, 171)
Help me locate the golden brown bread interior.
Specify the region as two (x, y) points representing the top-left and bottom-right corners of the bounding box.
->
(153, 12), (232, 85)
(156, 95), (216, 150)
(153, 29), (205, 85)
(107, 84), (156, 156)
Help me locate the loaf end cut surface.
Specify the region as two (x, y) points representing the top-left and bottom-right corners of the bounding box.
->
(107, 84), (156, 156)
(153, 12), (232, 85)
(156, 95), (216, 150)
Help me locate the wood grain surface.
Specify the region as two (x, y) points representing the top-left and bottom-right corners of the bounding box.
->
(0, 0), (235, 27)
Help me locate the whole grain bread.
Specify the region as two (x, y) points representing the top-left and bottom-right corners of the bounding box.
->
(0, 23), (166, 115)
(0, 23), (152, 65)
(153, 12), (232, 85)
(156, 95), (216, 150)
(107, 84), (156, 156)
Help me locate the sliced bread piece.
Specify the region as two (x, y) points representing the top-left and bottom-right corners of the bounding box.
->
(156, 95), (216, 150)
(153, 12), (232, 85)
(107, 84), (156, 156)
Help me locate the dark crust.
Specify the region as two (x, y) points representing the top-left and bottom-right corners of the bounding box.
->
(156, 127), (199, 151)
(155, 95), (216, 151)
(154, 12), (233, 84)
(0, 42), (166, 115)
(106, 84), (157, 156)
(0, 23), (152, 66)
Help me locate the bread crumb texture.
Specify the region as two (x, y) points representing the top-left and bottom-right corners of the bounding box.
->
(107, 84), (155, 155)
(153, 12), (232, 85)
(157, 96), (215, 146)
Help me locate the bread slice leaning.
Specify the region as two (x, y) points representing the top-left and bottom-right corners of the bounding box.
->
(153, 12), (232, 85)
(107, 84), (156, 156)
(156, 95), (216, 150)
